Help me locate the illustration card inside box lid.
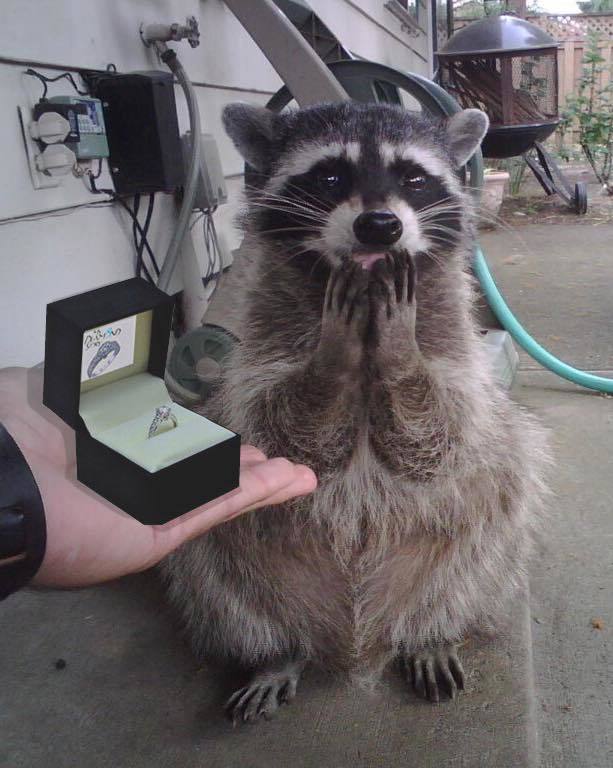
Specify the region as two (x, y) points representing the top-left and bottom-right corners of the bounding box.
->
(43, 277), (240, 525)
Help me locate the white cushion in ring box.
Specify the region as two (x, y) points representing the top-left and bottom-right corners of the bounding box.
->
(79, 372), (233, 473)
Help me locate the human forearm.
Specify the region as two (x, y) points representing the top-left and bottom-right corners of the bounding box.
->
(1, 366), (317, 590)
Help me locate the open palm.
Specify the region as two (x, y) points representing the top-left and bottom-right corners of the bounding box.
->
(0, 367), (317, 587)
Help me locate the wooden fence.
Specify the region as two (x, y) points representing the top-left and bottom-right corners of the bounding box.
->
(556, 38), (612, 111)
(528, 15), (613, 110)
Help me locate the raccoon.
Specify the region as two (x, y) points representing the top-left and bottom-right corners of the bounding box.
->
(162, 101), (550, 723)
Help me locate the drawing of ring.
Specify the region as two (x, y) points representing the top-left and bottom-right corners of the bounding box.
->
(147, 405), (178, 438)
(87, 341), (121, 378)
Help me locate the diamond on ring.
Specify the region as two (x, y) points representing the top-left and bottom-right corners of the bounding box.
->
(147, 405), (178, 438)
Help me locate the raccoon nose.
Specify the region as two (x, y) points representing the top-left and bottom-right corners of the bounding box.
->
(353, 210), (403, 246)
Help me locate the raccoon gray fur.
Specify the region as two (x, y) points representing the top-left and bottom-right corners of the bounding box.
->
(161, 101), (550, 722)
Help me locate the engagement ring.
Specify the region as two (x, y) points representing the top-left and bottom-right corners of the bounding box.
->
(148, 405), (178, 438)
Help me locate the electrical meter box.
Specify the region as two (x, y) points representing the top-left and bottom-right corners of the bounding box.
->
(46, 96), (109, 160)
(43, 278), (241, 524)
(181, 132), (228, 209)
(93, 71), (183, 195)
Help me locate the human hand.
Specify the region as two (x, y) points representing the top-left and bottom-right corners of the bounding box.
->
(0, 367), (317, 588)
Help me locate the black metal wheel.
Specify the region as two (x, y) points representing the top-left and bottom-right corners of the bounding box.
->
(574, 182), (588, 215)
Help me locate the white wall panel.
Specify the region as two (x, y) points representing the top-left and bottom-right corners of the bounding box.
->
(0, 175), (247, 368)
(1, 0), (283, 93)
(0, 205), (136, 367)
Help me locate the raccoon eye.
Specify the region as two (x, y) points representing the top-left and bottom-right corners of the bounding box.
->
(400, 173), (427, 191)
(317, 172), (341, 189)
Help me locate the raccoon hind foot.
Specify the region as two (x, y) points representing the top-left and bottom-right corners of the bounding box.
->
(225, 659), (306, 725)
(405, 644), (465, 704)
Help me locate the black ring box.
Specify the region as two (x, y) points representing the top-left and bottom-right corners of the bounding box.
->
(43, 278), (240, 525)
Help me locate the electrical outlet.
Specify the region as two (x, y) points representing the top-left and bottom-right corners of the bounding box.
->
(18, 106), (61, 189)
(18, 69), (110, 191)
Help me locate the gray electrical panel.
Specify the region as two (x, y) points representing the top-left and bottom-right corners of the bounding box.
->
(181, 132), (228, 210)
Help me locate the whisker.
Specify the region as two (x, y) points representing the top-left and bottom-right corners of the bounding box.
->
(422, 225), (462, 238)
(419, 248), (446, 269)
(248, 194), (328, 217)
(246, 202), (327, 226)
(415, 195), (459, 214)
(307, 251), (328, 282)
(281, 181), (335, 212)
(471, 210), (536, 255)
(416, 202), (465, 219)
(251, 188), (330, 213)
(418, 211), (464, 225)
(251, 194), (326, 216)
(251, 242), (326, 283)
(257, 226), (317, 237)
(416, 196), (539, 261)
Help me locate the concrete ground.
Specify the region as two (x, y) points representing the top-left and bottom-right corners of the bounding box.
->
(482, 220), (613, 768)
(1, 220), (613, 767)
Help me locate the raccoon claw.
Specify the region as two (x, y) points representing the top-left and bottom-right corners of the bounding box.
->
(368, 252), (418, 360)
(317, 262), (368, 370)
(325, 260), (369, 323)
(225, 660), (304, 725)
(407, 645), (465, 703)
(369, 251), (415, 307)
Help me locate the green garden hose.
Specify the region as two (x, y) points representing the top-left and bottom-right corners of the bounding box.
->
(473, 246), (613, 393)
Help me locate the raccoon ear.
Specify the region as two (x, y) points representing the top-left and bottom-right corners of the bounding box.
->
(222, 103), (275, 173)
(445, 109), (489, 168)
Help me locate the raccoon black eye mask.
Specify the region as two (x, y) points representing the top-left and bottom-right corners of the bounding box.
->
(224, 101), (486, 276)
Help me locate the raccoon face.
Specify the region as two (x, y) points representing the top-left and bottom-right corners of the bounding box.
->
(223, 102), (488, 273)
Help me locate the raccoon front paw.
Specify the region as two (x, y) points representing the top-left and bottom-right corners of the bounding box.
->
(405, 644), (465, 704)
(368, 252), (418, 366)
(315, 261), (369, 372)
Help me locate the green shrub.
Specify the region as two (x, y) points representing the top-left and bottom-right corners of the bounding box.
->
(560, 33), (613, 195)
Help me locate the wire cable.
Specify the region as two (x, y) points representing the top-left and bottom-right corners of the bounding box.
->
(124, 194), (153, 284)
(132, 192), (141, 273)
(136, 194), (159, 278)
(24, 68), (89, 100)
(87, 172), (158, 283)
(202, 210), (223, 307)
(0, 199), (114, 226)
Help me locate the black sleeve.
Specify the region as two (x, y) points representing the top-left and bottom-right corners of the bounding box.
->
(0, 422), (47, 600)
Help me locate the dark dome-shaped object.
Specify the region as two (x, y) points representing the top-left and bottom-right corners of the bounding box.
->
(437, 14), (560, 157)
(438, 15), (557, 58)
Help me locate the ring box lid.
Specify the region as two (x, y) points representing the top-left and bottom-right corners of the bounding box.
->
(43, 278), (175, 431)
